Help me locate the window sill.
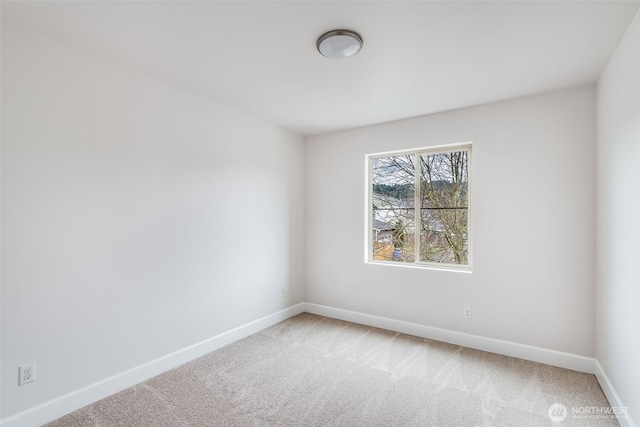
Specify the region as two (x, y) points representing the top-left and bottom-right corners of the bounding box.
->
(365, 260), (473, 273)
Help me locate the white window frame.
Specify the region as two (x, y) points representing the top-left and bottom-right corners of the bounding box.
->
(365, 142), (473, 272)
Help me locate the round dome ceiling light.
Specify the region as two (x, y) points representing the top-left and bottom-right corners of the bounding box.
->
(317, 29), (363, 59)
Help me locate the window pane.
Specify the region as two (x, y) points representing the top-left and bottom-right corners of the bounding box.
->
(372, 155), (415, 263)
(419, 151), (469, 265)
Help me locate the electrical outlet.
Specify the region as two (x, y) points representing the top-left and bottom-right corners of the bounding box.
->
(19, 363), (36, 385)
(282, 288), (288, 297)
(463, 307), (472, 319)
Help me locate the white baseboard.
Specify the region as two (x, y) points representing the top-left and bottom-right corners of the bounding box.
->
(309, 303), (636, 426)
(594, 359), (637, 427)
(0, 303), (306, 427)
(6, 302), (635, 427)
(304, 303), (595, 373)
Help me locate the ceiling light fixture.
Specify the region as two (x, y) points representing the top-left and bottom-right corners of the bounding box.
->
(317, 29), (363, 59)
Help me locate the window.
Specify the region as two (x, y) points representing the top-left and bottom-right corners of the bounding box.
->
(367, 144), (471, 270)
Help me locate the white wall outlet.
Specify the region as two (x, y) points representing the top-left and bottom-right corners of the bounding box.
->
(282, 288), (288, 297)
(19, 363), (36, 385)
(463, 307), (472, 319)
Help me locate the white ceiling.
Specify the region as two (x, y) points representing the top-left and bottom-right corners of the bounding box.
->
(2, 1), (639, 136)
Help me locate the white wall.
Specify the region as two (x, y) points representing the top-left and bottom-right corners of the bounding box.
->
(596, 9), (640, 426)
(1, 23), (305, 419)
(305, 86), (596, 357)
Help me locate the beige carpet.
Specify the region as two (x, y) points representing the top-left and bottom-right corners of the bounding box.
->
(46, 313), (617, 426)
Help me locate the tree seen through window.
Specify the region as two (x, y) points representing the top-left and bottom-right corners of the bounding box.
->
(371, 146), (470, 267)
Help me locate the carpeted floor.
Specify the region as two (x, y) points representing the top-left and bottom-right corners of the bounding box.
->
(46, 313), (618, 426)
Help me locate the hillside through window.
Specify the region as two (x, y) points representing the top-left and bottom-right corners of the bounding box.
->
(368, 144), (471, 270)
